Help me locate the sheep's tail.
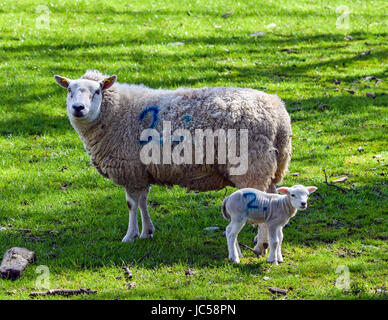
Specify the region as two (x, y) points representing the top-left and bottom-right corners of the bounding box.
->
(222, 197), (230, 221)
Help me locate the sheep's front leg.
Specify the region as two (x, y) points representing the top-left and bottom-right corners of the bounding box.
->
(253, 224), (269, 256)
(122, 190), (140, 242)
(267, 223), (279, 265)
(138, 189), (155, 239)
(276, 227), (284, 263)
(226, 219), (246, 264)
(253, 183), (275, 255)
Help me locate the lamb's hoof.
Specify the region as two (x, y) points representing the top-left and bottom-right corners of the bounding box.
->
(140, 231), (154, 239)
(122, 233), (139, 243)
(267, 258), (278, 266)
(253, 250), (262, 257)
(229, 258), (240, 264)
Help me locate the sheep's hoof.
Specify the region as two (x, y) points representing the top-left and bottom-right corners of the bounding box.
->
(122, 233), (139, 243)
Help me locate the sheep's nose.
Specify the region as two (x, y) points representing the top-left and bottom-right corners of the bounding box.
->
(72, 104), (85, 112)
(301, 202), (307, 207)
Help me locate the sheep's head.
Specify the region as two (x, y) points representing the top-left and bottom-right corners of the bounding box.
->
(54, 74), (116, 122)
(276, 185), (317, 210)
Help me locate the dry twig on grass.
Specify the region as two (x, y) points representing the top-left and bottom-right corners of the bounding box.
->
(323, 169), (349, 193)
(29, 288), (97, 297)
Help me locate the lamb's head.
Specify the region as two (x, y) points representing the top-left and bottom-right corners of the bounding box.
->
(276, 184), (317, 210)
(54, 74), (116, 122)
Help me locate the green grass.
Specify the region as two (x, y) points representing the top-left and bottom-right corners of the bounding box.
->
(0, 0), (387, 300)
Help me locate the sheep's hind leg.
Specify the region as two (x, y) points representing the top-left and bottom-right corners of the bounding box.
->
(276, 227), (284, 263)
(226, 219), (246, 264)
(253, 224), (269, 257)
(122, 190), (141, 242)
(138, 189), (155, 239)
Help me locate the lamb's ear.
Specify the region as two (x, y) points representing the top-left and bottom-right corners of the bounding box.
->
(276, 187), (289, 194)
(100, 75), (117, 90)
(306, 186), (318, 194)
(54, 75), (71, 89)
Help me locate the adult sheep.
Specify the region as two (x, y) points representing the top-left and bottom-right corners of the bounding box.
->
(54, 70), (292, 250)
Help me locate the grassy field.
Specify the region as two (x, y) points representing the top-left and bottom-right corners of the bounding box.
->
(0, 0), (387, 300)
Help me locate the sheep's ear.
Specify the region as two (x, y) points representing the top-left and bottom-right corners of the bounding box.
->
(306, 186), (317, 194)
(100, 75), (117, 90)
(54, 75), (71, 89)
(276, 187), (289, 194)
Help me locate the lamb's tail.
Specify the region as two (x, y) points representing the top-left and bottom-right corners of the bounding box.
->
(222, 197), (230, 221)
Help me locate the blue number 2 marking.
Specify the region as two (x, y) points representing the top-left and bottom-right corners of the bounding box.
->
(243, 192), (259, 209)
(139, 106), (160, 145)
(139, 106), (159, 129)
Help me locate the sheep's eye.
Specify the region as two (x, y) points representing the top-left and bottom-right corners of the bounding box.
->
(67, 88), (71, 93)
(95, 89), (101, 95)
(291, 194), (295, 197)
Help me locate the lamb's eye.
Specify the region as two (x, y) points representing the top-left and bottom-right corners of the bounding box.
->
(291, 194), (295, 197)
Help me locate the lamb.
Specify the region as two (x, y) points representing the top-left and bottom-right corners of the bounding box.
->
(222, 185), (317, 265)
(54, 70), (292, 245)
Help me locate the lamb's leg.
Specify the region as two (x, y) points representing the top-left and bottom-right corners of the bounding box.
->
(253, 224), (269, 256)
(267, 223), (279, 265)
(235, 238), (243, 258)
(226, 219), (246, 264)
(276, 227), (284, 263)
(253, 183), (276, 253)
(138, 189), (155, 239)
(122, 190), (140, 242)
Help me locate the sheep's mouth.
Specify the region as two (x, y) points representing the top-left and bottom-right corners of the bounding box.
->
(72, 111), (85, 118)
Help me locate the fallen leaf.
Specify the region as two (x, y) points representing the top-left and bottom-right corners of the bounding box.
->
(344, 35), (353, 41)
(128, 282), (136, 289)
(357, 146), (364, 152)
(333, 78), (341, 85)
(318, 104), (329, 111)
(290, 173), (300, 176)
(185, 268), (195, 276)
(122, 266), (133, 279)
(221, 11), (233, 18)
(281, 48), (298, 54)
(332, 176), (348, 183)
(356, 50), (371, 58)
(250, 32), (266, 37)
(265, 23), (276, 28)
(203, 226), (220, 231)
(366, 92), (376, 99)
(268, 287), (288, 295)
(168, 42), (184, 46)
(344, 89), (356, 94)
